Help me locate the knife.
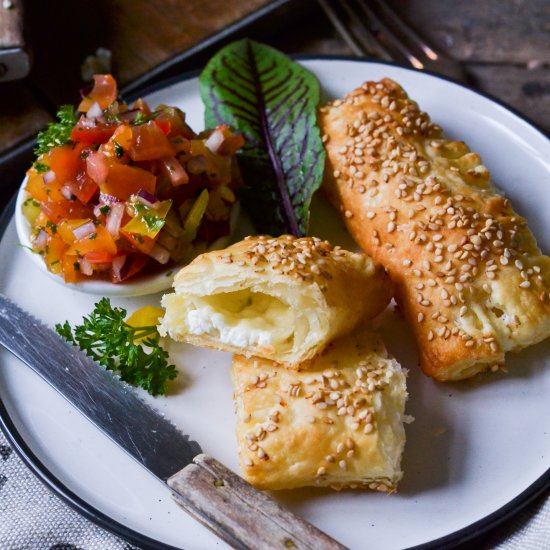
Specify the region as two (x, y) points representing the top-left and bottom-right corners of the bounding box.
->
(0, 295), (346, 550)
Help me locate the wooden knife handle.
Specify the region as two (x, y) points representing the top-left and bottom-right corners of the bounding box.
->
(167, 454), (347, 550)
(0, 0), (30, 81)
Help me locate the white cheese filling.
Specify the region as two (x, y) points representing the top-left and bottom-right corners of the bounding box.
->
(185, 289), (294, 349)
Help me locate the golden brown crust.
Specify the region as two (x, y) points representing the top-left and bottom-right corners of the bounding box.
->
(160, 235), (393, 367)
(232, 328), (408, 491)
(319, 78), (550, 381)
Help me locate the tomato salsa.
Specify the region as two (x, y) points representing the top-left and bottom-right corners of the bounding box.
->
(23, 74), (244, 283)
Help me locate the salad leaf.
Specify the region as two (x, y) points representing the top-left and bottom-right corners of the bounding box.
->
(56, 298), (176, 396)
(35, 105), (77, 156)
(200, 39), (325, 236)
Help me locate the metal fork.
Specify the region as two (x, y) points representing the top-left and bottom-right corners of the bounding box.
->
(317, 0), (467, 82)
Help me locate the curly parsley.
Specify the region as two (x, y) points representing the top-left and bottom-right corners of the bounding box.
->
(35, 105), (77, 156)
(56, 298), (176, 396)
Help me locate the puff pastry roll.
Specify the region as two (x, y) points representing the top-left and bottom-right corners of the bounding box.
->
(232, 328), (408, 491)
(160, 235), (392, 366)
(319, 78), (550, 381)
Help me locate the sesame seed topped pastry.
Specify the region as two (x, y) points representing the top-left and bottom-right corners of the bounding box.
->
(159, 235), (392, 367)
(319, 78), (550, 381)
(232, 328), (408, 491)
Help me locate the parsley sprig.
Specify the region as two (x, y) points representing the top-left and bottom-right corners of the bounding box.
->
(55, 298), (176, 396)
(35, 105), (77, 156)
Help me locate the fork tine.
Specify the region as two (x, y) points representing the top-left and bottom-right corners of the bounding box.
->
(370, 0), (440, 61)
(350, 0), (427, 69)
(317, 0), (393, 60)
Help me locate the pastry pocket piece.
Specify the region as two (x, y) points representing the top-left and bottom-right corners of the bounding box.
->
(320, 78), (550, 381)
(160, 235), (392, 366)
(232, 328), (408, 491)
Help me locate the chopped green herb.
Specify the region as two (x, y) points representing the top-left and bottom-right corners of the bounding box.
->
(23, 198), (40, 208)
(33, 162), (49, 173)
(73, 261), (81, 271)
(55, 298), (177, 396)
(88, 233), (97, 240)
(131, 110), (159, 126)
(142, 213), (165, 232)
(46, 220), (57, 234)
(34, 105), (77, 156)
(114, 141), (124, 158)
(99, 205), (110, 215)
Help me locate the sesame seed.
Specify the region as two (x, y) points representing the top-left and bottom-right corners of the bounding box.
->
(519, 281), (531, 288)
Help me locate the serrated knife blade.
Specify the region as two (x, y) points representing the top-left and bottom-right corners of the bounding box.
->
(0, 294), (346, 550)
(0, 293), (200, 480)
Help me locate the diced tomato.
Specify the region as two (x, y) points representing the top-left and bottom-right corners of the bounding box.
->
(64, 171), (99, 204)
(119, 228), (156, 254)
(154, 118), (171, 135)
(131, 98), (151, 115)
(100, 163), (156, 199)
(70, 121), (118, 145)
(67, 225), (118, 256)
(101, 124), (133, 159)
(49, 144), (85, 184)
(218, 133), (245, 156)
(41, 199), (93, 223)
(129, 121), (175, 161)
(86, 152), (109, 184)
(78, 74), (117, 112)
(84, 250), (115, 264)
(155, 106), (195, 138)
(62, 254), (83, 283)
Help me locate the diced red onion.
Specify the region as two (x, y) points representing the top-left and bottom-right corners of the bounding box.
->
(42, 171), (56, 184)
(157, 230), (178, 251)
(204, 128), (225, 154)
(61, 185), (75, 200)
(33, 229), (48, 251)
(86, 101), (103, 119)
(148, 243), (170, 264)
(111, 255), (127, 282)
(79, 258), (93, 276)
(105, 202), (125, 238)
(99, 192), (120, 205)
(72, 220), (96, 240)
(135, 189), (158, 208)
(160, 156), (188, 186)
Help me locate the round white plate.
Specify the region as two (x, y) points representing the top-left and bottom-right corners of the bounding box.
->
(2, 58), (550, 550)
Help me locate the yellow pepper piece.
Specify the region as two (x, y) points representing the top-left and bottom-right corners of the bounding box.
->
(126, 306), (165, 342)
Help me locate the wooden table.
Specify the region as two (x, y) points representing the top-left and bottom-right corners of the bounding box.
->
(0, 0), (548, 547)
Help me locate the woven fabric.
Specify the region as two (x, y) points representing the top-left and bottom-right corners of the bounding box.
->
(0, 430), (137, 550)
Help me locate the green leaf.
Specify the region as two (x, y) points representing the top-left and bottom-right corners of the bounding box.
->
(200, 39), (325, 236)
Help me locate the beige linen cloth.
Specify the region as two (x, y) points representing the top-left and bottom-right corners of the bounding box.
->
(0, 428), (548, 549)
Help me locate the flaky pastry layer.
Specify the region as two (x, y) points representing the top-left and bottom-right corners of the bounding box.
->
(232, 328), (408, 491)
(319, 78), (550, 380)
(160, 235), (392, 366)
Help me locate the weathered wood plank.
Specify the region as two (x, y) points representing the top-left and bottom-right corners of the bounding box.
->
(26, 0), (274, 106)
(467, 63), (550, 131)
(392, 0), (550, 63)
(168, 454), (347, 550)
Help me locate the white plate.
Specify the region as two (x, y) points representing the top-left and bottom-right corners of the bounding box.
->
(2, 58), (550, 550)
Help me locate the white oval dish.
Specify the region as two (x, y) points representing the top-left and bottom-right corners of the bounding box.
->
(2, 58), (550, 550)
